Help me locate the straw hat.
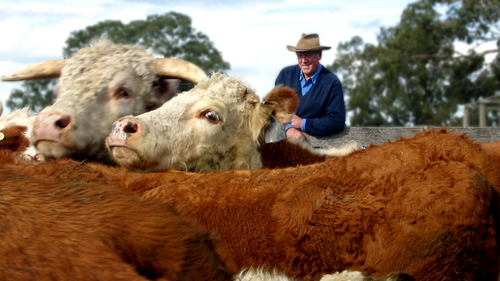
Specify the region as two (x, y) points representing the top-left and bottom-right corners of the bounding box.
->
(287, 34), (331, 52)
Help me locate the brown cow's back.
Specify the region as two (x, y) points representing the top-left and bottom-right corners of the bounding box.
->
(259, 138), (328, 169)
(2, 128), (499, 280)
(0, 165), (232, 281)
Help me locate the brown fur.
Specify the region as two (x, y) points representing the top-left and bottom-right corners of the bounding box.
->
(0, 164), (232, 281)
(3, 128), (500, 280)
(0, 125), (30, 152)
(481, 141), (500, 166)
(478, 141), (500, 280)
(259, 139), (327, 169)
(262, 85), (300, 123)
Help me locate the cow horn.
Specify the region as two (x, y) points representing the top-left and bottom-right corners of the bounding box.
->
(150, 58), (207, 84)
(2, 60), (66, 81)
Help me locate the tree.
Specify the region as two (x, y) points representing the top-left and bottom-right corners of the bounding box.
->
(64, 12), (229, 78)
(329, 0), (499, 127)
(6, 12), (230, 111)
(6, 79), (57, 113)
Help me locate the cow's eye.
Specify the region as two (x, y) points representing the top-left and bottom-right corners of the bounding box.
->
(119, 90), (130, 97)
(116, 87), (132, 98)
(202, 110), (221, 124)
(206, 111), (220, 122)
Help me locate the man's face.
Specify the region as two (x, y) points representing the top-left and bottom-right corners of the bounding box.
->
(297, 51), (321, 79)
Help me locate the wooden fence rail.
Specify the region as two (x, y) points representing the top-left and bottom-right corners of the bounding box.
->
(305, 127), (500, 149)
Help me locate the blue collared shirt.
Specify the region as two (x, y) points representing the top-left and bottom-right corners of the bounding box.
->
(298, 65), (323, 130)
(299, 64), (322, 96)
(285, 65), (323, 132)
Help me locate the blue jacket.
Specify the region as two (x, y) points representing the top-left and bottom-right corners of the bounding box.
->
(275, 64), (346, 135)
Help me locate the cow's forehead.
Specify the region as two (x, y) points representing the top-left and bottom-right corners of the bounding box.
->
(140, 93), (203, 125)
(194, 73), (252, 98)
(136, 73), (257, 128)
(57, 43), (156, 102)
(177, 77), (251, 108)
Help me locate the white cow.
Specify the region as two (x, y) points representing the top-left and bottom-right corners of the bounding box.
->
(106, 72), (358, 172)
(2, 40), (207, 163)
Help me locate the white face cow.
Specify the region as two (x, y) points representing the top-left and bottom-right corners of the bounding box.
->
(106, 72), (299, 172)
(2, 40), (206, 163)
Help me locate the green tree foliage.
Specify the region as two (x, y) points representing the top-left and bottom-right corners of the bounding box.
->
(64, 12), (229, 75)
(6, 12), (230, 111)
(329, 0), (499, 127)
(6, 79), (57, 113)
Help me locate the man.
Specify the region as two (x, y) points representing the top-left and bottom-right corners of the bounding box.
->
(275, 33), (346, 140)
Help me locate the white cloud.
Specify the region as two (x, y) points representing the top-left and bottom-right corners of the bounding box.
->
(0, 0), (415, 114)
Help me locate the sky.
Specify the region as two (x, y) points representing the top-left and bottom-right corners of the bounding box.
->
(0, 0), (418, 114)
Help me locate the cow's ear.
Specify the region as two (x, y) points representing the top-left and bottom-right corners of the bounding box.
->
(243, 88), (260, 105)
(0, 125), (30, 153)
(262, 85), (299, 123)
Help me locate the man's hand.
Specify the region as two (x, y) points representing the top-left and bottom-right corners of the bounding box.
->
(291, 114), (303, 129)
(286, 127), (304, 140)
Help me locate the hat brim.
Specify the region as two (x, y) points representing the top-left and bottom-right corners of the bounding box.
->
(287, 46), (331, 52)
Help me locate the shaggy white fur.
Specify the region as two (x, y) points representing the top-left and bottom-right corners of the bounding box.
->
(319, 271), (370, 281)
(234, 267), (370, 281)
(288, 138), (360, 157)
(317, 141), (360, 157)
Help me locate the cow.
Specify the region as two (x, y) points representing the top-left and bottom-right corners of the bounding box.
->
(0, 107), (38, 160)
(106, 72), (358, 172)
(481, 141), (500, 167)
(0, 125), (30, 155)
(0, 164), (232, 281)
(3, 128), (497, 280)
(1, 40), (207, 163)
(0, 162), (413, 281)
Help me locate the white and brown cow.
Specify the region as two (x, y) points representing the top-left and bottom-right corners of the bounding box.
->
(107, 72), (358, 172)
(0, 107), (37, 160)
(1, 40), (206, 163)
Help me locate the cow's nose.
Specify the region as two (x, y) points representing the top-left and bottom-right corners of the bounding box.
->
(108, 118), (142, 146)
(122, 120), (139, 135)
(36, 111), (73, 131)
(34, 111), (73, 142)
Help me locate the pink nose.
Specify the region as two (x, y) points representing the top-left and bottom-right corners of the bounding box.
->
(34, 111), (73, 142)
(107, 118), (142, 147)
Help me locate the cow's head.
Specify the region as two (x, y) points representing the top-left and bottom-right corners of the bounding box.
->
(0, 107), (38, 160)
(106, 72), (299, 172)
(2, 41), (207, 163)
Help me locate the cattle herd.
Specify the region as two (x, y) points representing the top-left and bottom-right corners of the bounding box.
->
(1, 41), (500, 281)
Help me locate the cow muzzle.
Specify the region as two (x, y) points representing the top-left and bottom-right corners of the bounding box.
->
(34, 111), (73, 144)
(107, 117), (143, 146)
(107, 117), (147, 162)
